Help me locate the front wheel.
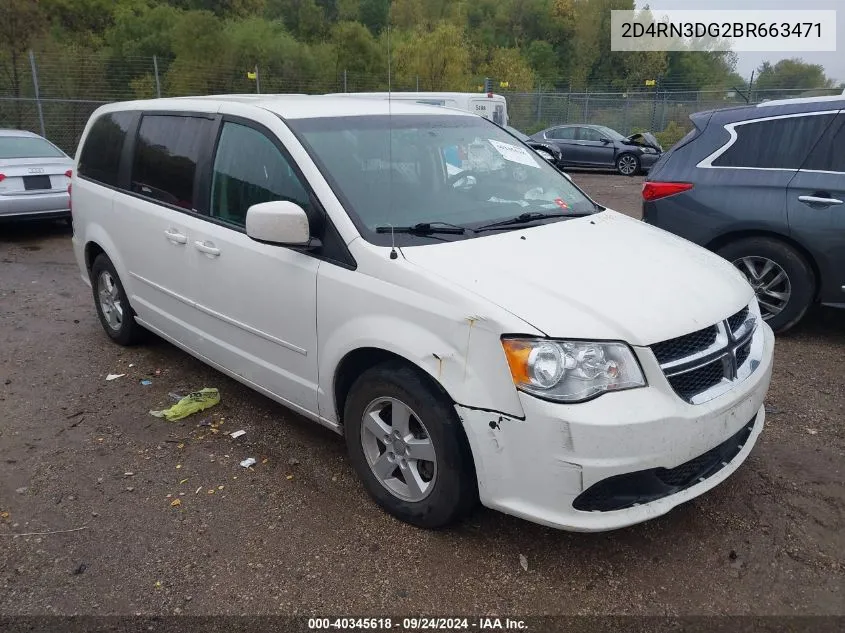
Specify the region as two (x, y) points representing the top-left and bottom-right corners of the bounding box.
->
(716, 237), (815, 333)
(343, 361), (477, 528)
(616, 153), (640, 176)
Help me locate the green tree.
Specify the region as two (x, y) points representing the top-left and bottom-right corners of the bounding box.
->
(359, 0), (389, 35)
(0, 0), (45, 126)
(393, 23), (470, 91)
(336, 0), (359, 21)
(332, 21), (383, 78)
(525, 40), (559, 86)
(481, 48), (535, 91)
(755, 58), (836, 92)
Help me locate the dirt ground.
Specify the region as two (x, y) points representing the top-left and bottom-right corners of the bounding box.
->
(1, 173), (843, 617)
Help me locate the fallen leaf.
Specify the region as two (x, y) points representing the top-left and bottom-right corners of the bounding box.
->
(0, 511), (9, 519)
(218, 485), (224, 490)
(177, 443), (185, 449)
(806, 428), (818, 435)
(176, 464), (182, 470)
(286, 474), (294, 480)
(261, 458), (269, 464)
(154, 580), (162, 588)
(170, 499), (181, 508)
(519, 554), (528, 572)
(179, 478), (188, 485)
(207, 489), (215, 495)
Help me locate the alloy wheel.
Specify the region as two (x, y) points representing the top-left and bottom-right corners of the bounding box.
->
(733, 256), (792, 320)
(97, 271), (123, 331)
(360, 397), (437, 502)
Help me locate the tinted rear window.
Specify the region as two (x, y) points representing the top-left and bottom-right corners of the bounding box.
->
(0, 136), (65, 159)
(78, 112), (134, 186)
(131, 114), (212, 209)
(802, 113), (845, 173)
(713, 113), (836, 169)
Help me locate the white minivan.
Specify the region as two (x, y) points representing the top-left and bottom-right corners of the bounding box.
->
(71, 95), (774, 532)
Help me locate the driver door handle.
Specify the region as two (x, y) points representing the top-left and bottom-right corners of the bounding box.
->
(798, 195), (843, 207)
(164, 228), (187, 244)
(194, 240), (221, 257)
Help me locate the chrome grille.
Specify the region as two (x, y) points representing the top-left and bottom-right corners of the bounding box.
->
(727, 306), (749, 333)
(651, 304), (760, 404)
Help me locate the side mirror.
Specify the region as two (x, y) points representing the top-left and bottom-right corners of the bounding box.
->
(246, 200), (311, 246)
(600, 137), (611, 144)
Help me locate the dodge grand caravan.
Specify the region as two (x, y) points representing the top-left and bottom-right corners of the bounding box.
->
(71, 96), (774, 531)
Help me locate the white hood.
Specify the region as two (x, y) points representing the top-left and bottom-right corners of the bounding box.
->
(399, 210), (754, 346)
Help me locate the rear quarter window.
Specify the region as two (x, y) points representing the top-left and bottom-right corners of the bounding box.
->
(131, 114), (213, 210)
(801, 113), (845, 172)
(713, 113), (837, 169)
(78, 112), (134, 186)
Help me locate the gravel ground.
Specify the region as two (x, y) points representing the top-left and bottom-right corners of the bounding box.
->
(0, 173), (842, 617)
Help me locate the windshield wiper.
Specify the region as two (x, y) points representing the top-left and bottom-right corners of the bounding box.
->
(475, 211), (566, 232)
(375, 222), (469, 235)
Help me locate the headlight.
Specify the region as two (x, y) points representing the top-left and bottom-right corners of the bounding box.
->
(641, 147), (657, 154)
(501, 338), (646, 403)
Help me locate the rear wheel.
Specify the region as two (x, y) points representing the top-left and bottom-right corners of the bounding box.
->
(716, 237), (814, 333)
(343, 361), (477, 528)
(90, 254), (145, 345)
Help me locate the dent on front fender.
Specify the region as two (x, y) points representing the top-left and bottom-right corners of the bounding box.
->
(316, 264), (530, 424)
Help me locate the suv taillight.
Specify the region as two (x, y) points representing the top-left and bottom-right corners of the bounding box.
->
(642, 181), (693, 202)
(0, 173), (5, 182)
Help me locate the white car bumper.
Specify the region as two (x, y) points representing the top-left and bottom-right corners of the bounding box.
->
(458, 322), (774, 532)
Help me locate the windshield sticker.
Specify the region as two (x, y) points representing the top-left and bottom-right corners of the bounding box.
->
(554, 197), (569, 209)
(488, 197), (530, 207)
(488, 139), (541, 169)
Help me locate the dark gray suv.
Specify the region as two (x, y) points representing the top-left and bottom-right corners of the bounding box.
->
(643, 95), (845, 332)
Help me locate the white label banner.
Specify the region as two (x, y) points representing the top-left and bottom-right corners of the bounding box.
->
(611, 10), (837, 52)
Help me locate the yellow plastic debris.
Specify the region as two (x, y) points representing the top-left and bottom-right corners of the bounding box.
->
(149, 388), (221, 421)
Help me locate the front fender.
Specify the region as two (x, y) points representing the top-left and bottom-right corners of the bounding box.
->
(318, 312), (528, 425)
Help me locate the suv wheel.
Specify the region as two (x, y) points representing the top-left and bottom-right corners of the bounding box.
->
(717, 237), (814, 333)
(90, 254), (145, 345)
(343, 361), (477, 528)
(616, 153), (639, 176)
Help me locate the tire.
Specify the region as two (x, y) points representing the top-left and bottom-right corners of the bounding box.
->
(716, 237), (814, 333)
(90, 254), (145, 345)
(616, 152), (640, 176)
(343, 361), (477, 528)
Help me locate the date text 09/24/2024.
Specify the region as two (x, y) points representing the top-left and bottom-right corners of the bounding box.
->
(307, 618), (528, 630)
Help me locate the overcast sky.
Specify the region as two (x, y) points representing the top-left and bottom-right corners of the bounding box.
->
(637, 0), (843, 82)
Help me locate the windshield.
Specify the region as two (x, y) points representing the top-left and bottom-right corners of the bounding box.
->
(290, 115), (598, 245)
(504, 126), (530, 142)
(594, 126), (625, 141)
(0, 136), (65, 159)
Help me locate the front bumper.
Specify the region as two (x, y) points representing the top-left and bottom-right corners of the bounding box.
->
(639, 152), (661, 170)
(0, 191), (69, 219)
(458, 322), (774, 532)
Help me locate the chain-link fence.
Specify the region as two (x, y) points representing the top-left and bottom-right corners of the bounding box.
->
(2, 50), (841, 154)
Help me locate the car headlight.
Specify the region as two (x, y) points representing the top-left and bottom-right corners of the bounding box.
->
(501, 338), (646, 402)
(641, 147), (657, 154)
